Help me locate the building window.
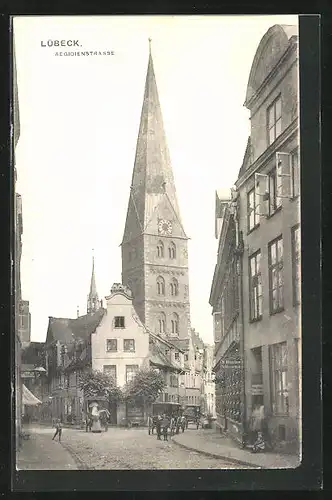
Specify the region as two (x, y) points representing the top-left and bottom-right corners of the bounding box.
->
(156, 276), (165, 296)
(174, 352), (179, 361)
(292, 225), (301, 305)
(219, 258), (238, 335)
(268, 236), (284, 314)
(291, 150), (300, 198)
(165, 349), (169, 356)
(168, 242), (176, 259)
(270, 342), (288, 415)
(184, 354), (188, 362)
(157, 240), (164, 258)
(170, 374), (178, 387)
(123, 339), (135, 352)
(268, 169), (282, 215)
(104, 365), (117, 384)
(60, 345), (66, 366)
(114, 316), (125, 329)
(171, 313), (179, 335)
(170, 277), (179, 296)
(126, 365), (139, 383)
(157, 312), (166, 334)
(247, 188), (259, 231)
(267, 95), (282, 145)
(106, 339), (117, 352)
(249, 251), (262, 321)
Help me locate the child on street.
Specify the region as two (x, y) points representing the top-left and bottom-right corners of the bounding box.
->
(52, 419), (62, 442)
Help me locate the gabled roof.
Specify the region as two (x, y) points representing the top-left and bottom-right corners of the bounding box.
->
(46, 308), (105, 346)
(149, 331), (185, 353)
(191, 329), (204, 350)
(237, 136), (252, 179)
(168, 338), (190, 351)
(149, 335), (182, 371)
(245, 24), (298, 108)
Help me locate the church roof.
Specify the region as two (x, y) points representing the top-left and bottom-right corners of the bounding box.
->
(122, 43), (186, 244)
(46, 308), (105, 346)
(88, 255), (98, 300)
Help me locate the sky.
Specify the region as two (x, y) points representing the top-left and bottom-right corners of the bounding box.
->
(13, 14), (298, 344)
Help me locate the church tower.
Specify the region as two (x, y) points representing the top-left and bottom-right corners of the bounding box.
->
(121, 41), (191, 340)
(87, 252), (99, 315)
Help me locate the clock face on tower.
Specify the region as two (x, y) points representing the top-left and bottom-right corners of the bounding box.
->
(158, 219), (173, 236)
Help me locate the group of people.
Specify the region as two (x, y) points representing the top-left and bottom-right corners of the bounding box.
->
(148, 414), (186, 441)
(84, 408), (110, 432)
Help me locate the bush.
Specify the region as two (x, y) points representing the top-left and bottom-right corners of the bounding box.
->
(78, 368), (123, 401)
(123, 368), (166, 404)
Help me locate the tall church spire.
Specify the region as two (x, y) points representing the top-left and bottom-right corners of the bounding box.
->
(87, 250), (99, 315)
(121, 42), (191, 339)
(122, 40), (186, 244)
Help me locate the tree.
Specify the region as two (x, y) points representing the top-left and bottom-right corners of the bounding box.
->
(123, 368), (166, 404)
(78, 368), (122, 401)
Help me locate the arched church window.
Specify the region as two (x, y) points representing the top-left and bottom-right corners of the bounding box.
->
(170, 277), (179, 296)
(156, 276), (165, 296)
(168, 242), (176, 259)
(157, 240), (164, 258)
(158, 312), (166, 334)
(171, 312), (179, 335)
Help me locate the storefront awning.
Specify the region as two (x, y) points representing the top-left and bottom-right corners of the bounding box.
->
(22, 384), (42, 406)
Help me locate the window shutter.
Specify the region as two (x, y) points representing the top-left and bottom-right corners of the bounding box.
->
(254, 173), (269, 216)
(276, 152), (293, 199)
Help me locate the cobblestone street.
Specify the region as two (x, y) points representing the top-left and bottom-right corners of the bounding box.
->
(21, 426), (248, 470)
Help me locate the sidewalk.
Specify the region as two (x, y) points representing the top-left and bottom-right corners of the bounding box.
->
(172, 429), (301, 469)
(16, 426), (78, 470)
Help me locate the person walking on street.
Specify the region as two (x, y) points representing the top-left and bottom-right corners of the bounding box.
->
(161, 414), (170, 441)
(52, 419), (62, 442)
(156, 414), (162, 440)
(85, 412), (92, 432)
(148, 414), (153, 435)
